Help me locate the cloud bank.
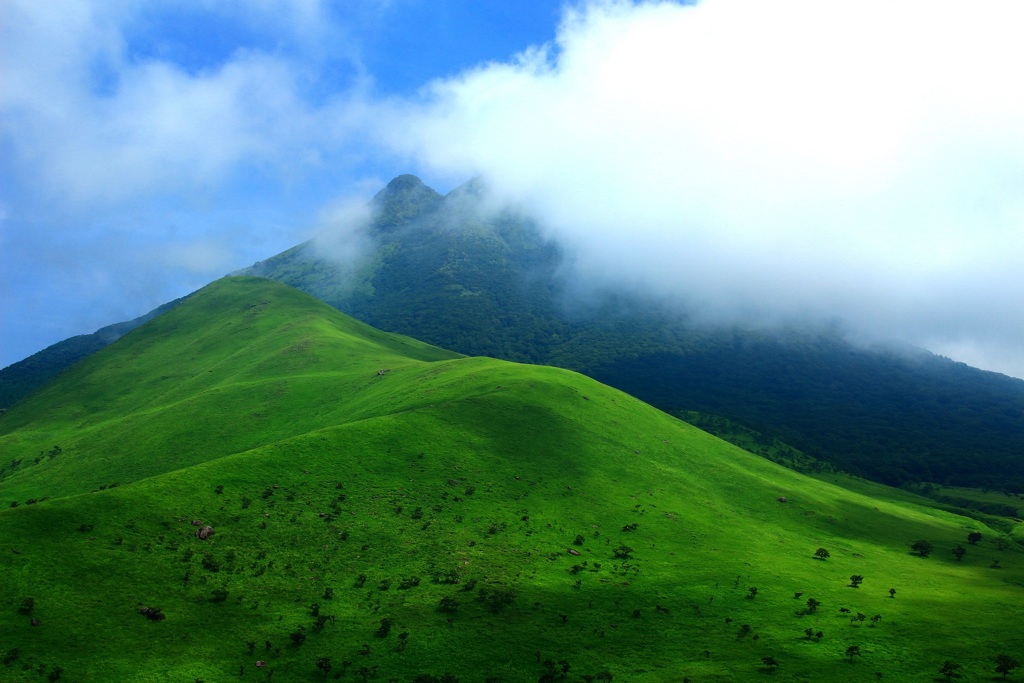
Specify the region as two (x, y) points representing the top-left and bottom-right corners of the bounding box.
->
(383, 0), (1024, 376)
(3, 0), (1024, 379)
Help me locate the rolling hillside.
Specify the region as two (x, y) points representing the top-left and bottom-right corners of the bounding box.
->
(6, 176), (1024, 492)
(245, 175), (1024, 492)
(2, 277), (1021, 682)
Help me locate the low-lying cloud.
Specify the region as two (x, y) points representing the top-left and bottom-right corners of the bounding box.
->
(382, 0), (1024, 376)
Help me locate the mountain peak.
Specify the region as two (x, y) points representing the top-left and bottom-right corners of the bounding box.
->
(371, 175), (444, 231)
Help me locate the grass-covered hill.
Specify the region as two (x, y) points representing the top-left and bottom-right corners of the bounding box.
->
(242, 176), (1024, 492)
(6, 175), (1024, 492)
(0, 297), (186, 410)
(2, 277), (1021, 682)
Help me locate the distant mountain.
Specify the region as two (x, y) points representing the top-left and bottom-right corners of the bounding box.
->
(0, 297), (186, 409)
(3, 276), (1020, 681)
(5, 175), (1024, 491)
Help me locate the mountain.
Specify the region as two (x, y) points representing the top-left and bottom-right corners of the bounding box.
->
(241, 175), (1024, 492)
(5, 175), (1024, 492)
(2, 276), (1020, 682)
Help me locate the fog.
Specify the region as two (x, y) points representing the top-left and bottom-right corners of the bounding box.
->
(379, 0), (1024, 376)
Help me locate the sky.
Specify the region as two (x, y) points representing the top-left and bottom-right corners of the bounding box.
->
(2, 0), (1023, 379)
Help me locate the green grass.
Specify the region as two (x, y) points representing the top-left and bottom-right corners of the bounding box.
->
(1, 277), (1021, 682)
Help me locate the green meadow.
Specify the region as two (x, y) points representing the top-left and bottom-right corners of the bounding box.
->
(1, 278), (1021, 682)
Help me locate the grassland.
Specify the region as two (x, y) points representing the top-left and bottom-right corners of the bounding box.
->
(1, 278), (1021, 682)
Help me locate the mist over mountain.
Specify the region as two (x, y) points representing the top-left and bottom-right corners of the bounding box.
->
(239, 175), (1024, 493)
(5, 172), (1024, 491)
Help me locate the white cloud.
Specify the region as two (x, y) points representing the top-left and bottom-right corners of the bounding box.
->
(382, 0), (1024, 374)
(3, 0), (1024, 380)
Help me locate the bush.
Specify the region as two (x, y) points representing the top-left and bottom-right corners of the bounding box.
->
(911, 540), (933, 557)
(478, 586), (515, 613)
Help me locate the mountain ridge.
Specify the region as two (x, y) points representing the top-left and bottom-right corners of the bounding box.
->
(4, 175), (1024, 492)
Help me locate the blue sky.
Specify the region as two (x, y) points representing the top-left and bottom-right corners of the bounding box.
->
(3, 0), (1024, 378)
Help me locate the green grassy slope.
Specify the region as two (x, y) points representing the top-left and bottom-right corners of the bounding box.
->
(0, 277), (460, 502)
(1, 278), (1021, 683)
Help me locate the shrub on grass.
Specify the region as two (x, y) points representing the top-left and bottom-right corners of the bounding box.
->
(967, 531), (983, 545)
(911, 540), (933, 557)
(845, 645), (861, 661)
(478, 586), (515, 613)
(995, 654), (1020, 679)
(315, 657), (332, 678)
(938, 660), (963, 680)
(398, 576), (421, 590)
(761, 656), (779, 671)
(849, 575), (863, 588)
(806, 597), (821, 614)
(952, 545), (966, 561)
(375, 618), (393, 638)
(612, 545), (633, 560)
(814, 547), (830, 560)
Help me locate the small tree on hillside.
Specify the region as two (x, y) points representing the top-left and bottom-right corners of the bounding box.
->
(911, 540), (933, 557)
(995, 654), (1021, 679)
(316, 657), (333, 679)
(967, 531), (983, 545)
(815, 547), (830, 560)
(612, 544), (633, 560)
(849, 575), (864, 588)
(761, 656), (779, 671)
(951, 545), (966, 562)
(939, 660), (963, 681)
(806, 597), (821, 614)
(846, 645), (861, 662)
